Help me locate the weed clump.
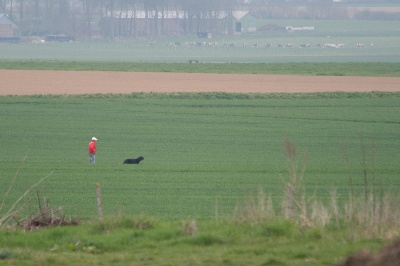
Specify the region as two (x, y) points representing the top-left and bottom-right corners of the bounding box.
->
(181, 219), (198, 236)
(20, 206), (79, 231)
(0, 249), (13, 260)
(0, 155), (78, 230)
(232, 137), (400, 241)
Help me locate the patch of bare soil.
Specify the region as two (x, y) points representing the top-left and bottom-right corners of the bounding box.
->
(1, 70), (399, 95)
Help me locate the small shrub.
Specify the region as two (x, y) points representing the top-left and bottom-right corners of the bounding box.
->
(188, 234), (225, 246)
(132, 216), (156, 230)
(92, 215), (157, 233)
(261, 221), (294, 238)
(181, 219), (198, 236)
(305, 227), (323, 240)
(0, 249), (13, 260)
(261, 258), (285, 266)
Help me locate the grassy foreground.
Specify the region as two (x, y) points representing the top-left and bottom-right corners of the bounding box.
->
(0, 216), (388, 266)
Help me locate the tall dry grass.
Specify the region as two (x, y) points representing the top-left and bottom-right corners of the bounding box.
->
(0, 155), (53, 228)
(233, 137), (400, 240)
(233, 187), (275, 225)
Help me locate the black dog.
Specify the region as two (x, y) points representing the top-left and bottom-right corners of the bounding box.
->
(123, 156), (144, 164)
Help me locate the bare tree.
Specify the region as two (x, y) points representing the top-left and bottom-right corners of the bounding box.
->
(178, 0), (199, 33)
(33, 0), (39, 18)
(103, 0), (116, 38)
(53, 0), (72, 34)
(0, 0), (11, 17)
(128, 0), (141, 37)
(143, 0), (161, 36)
(115, 0), (126, 36)
(81, 0), (98, 38)
(18, 0), (24, 20)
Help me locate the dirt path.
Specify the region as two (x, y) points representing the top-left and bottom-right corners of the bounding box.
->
(1, 70), (399, 95)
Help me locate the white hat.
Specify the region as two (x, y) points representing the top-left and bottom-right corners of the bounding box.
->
(92, 137), (97, 141)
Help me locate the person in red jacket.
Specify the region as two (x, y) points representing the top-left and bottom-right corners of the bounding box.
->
(88, 137), (97, 164)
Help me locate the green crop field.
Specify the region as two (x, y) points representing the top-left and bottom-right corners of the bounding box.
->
(1, 92), (399, 220)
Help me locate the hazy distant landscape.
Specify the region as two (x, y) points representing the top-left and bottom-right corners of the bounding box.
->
(1, 18), (399, 63)
(1, 1), (400, 63)
(1, 1), (400, 265)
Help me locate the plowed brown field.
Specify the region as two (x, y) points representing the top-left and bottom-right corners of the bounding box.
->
(1, 70), (399, 95)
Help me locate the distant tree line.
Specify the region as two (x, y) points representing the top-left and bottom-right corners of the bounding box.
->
(0, 0), (398, 39)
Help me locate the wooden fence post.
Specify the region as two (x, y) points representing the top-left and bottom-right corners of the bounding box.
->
(96, 183), (103, 219)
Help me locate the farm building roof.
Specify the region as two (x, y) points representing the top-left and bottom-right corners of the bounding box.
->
(0, 14), (18, 28)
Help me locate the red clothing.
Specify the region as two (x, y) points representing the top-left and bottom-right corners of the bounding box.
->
(88, 141), (96, 154)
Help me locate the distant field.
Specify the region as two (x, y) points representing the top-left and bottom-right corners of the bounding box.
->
(1, 61), (400, 77)
(0, 38), (398, 63)
(0, 19), (399, 63)
(1, 93), (399, 219)
(349, 6), (400, 12)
